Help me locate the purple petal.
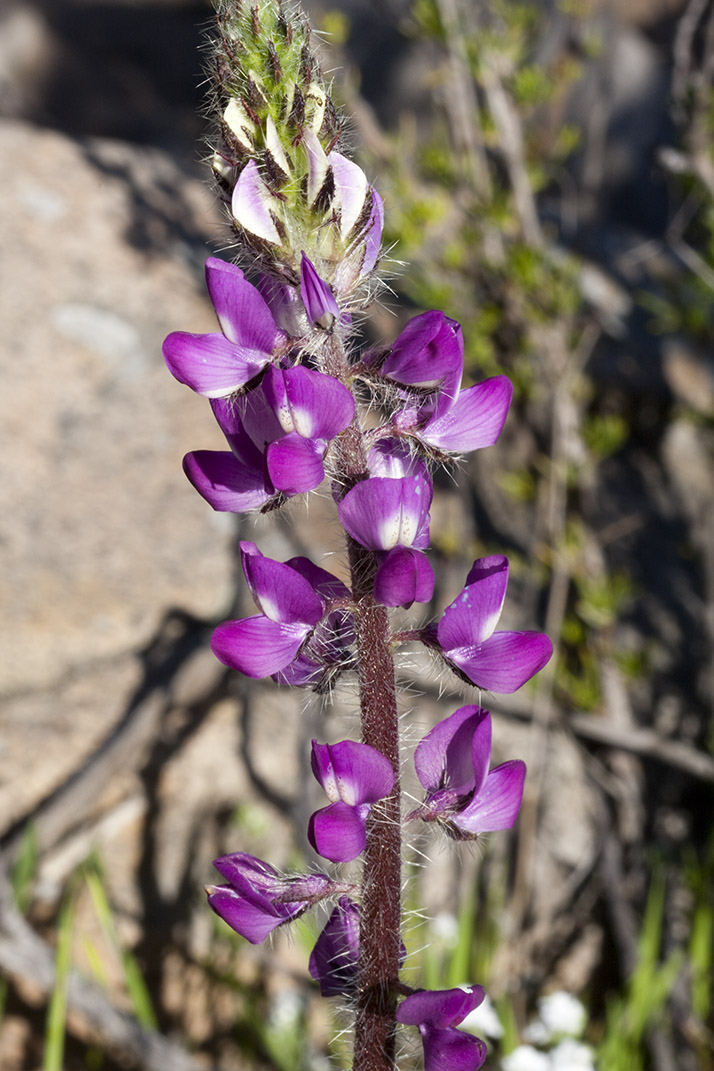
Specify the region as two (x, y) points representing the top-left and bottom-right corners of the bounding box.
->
(464, 555), (510, 588)
(209, 399), (266, 468)
(414, 706), (489, 797)
(213, 852), (333, 902)
(396, 986), (486, 1029)
(454, 760), (526, 834)
(447, 630), (553, 693)
(183, 450), (273, 512)
(367, 439), (429, 480)
(374, 547), (435, 608)
(207, 885), (303, 944)
(338, 475), (433, 551)
(300, 253), (340, 328)
(418, 1025), (488, 1071)
(308, 800), (370, 862)
(285, 558), (351, 601)
(240, 542), (325, 624)
(421, 376), (513, 452)
(262, 366), (355, 440)
(361, 188), (384, 274)
(231, 159), (283, 244)
(258, 273), (305, 336)
(308, 897), (360, 996)
(310, 740), (394, 806)
(266, 433), (327, 494)
(437, 558), (509, 650)
(205, 257), (286, 352)
(211, 616), (312, 677)
(162, 330), (269, 397)
(380, 312), (464, 391)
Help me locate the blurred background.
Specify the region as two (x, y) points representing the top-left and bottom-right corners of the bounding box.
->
(1, 0), (713, 1068)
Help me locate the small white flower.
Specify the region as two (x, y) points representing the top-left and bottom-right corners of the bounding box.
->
(461, 992), (504, 1039)
(501, 1044), (551, 1071)
(537, 991), (586, 1039)
(549, 1038), (596, 1070)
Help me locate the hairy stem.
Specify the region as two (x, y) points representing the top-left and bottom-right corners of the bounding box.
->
(325, 337), (402, 1071)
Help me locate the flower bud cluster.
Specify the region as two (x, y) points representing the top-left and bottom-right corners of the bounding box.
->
(166, 3), (554, 1068)
(210, 0), (382, 299)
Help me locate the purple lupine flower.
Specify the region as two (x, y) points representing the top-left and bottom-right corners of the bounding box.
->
(207, 852), (342, 944)
(308, 740), (395, 862)
(308, 896), (361, 996)
(407, 706), (526, 838)
(426, 556), (553, 692)
(211, 542), (343, 678)
(184, 366), (355, 510)
(393, 375), (513, 456)
(271, 557), (355, 690)
(300, 253), (340, 329)
(338, 474), (435, 607)
(396, 987), (487, 1071)
(372, 311), (464, 396)
(163, 257), (289, 397)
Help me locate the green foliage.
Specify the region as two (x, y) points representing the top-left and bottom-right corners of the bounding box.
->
(684, 831), (714, 1025)
(43, 886), (75, 1071)
(84, 857), (157, 1030)
(583, 413), (629, 460)
(598, 873), (684, 1071)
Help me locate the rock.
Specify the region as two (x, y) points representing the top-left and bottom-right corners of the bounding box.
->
(0, 119), (233, 697)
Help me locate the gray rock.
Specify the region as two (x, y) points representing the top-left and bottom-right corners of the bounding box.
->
(0, 119), (234, 697)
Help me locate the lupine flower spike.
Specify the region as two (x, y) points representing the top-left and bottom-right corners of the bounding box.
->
(165, 4), (554, 1070)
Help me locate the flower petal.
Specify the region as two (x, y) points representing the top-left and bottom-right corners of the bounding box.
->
(338, 476), (433, 550)
(266, 433), (327, 494)
(311, 740), (394, 806)
(437, 557), (509, 650)
(374, 547), (435, 608)
(232, 159), (284, 244)
(380, 311), (464, 391)
(211, 616), (311, 677)
(418, 1025), (488, 1071)
(414, 706), (489, 797)
(330, 151), (370, 238)
(422, 376), (513, 453)
(207, 885), (301, 944)
(308, 800), (369, 862)
(361, 188), (384, 274)
(262, 366), (355, 440)
(240, 543), (324, 624)
(163, 331), (269, 397)
(308, 897), (361, 996)
(205, 257), (286, 352)
(454, 760), (526, 834)
(397, 986), (486, 1029)
(183, 450), (273, 512)
(447, 630), (553, 693)
(300, 253), (340, 328)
